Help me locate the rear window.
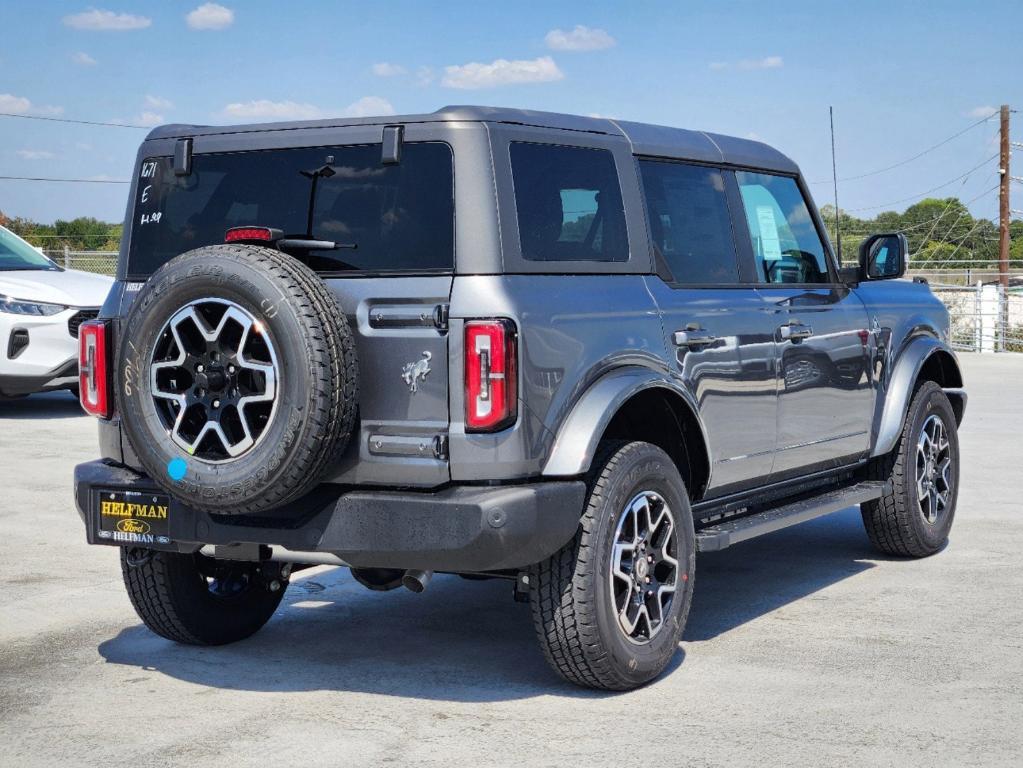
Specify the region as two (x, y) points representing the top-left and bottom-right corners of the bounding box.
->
(128, 142), (453, 277)
(510, 142), (628, 263)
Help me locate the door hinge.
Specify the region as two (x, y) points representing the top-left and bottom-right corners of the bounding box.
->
(433, 303), (450, 331)
(433, 434), (449, 460)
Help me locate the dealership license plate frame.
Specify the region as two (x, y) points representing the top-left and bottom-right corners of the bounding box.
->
(96, 488), (173, 546)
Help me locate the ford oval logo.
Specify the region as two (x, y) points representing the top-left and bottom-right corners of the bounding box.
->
(116, 518), (151, 535)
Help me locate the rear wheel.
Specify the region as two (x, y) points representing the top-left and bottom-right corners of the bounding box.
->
(862, 380), (960, 557)
(529, 441), (695, 690)
(120, 548), (287, 645)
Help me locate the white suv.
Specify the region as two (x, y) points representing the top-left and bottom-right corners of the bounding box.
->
(0, 225), (113, 398)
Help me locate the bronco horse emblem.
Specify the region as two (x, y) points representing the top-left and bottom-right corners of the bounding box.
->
(401, 351), (432, 393)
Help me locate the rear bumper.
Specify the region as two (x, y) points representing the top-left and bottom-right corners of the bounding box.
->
(74, 460), (585, 572)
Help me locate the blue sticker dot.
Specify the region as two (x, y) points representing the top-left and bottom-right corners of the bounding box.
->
(167, 457), (187, 481)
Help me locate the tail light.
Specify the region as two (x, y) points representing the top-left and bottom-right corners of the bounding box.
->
(79, 319), (110, 418)
(225, 226), (282, 244)
(465, 319), (517, 432)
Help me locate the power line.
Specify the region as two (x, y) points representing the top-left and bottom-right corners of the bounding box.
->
(0, 175), (129, 184)
(0, 112), (149, 129)
(928, 214), (999, 268)
(844, 154), (998, 212)
(810, 113), (997, 185)
(917, 180), (1001, 245)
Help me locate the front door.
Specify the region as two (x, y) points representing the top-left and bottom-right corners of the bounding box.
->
(733, 170), (873, 478)
(639, 159), (778, 497)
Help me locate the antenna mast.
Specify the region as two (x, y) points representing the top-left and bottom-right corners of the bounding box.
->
(830, 106), (842, 262)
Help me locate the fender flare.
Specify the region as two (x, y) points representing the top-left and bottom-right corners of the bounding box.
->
(871, 336), (966, 458)
(541, 367), (710, 478)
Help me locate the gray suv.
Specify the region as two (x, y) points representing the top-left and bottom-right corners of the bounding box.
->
(74, 106), (966, 690)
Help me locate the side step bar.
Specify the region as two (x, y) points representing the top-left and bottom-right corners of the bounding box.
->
(695, 481), (888, 553)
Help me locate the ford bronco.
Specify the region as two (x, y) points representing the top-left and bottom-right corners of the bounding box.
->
(74, 106), (966, 690)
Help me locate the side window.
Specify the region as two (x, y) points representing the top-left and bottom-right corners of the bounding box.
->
(510, 142), (628, 262)
(639, 160), (740, 285)
(735, 171), (831, 284)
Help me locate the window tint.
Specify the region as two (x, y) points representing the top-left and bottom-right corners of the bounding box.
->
(736, 171), (830, 284)
(128, 142), (453, 276)
(639, 160), (739, 284)
(510, 142), (628, 262)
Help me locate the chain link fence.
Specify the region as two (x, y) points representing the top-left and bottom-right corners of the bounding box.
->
(44, 248), (117, 276)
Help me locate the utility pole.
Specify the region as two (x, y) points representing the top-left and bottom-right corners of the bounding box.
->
(998, 105), (1011, 351)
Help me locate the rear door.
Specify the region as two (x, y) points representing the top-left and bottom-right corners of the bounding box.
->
(732, 170), (873, 478)
(124, 123), (460, 487)
(639, 159), (778, 497)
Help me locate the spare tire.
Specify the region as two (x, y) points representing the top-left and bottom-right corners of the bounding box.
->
(117, 244), (358, 515)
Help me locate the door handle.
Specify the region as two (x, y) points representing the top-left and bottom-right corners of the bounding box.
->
(673, 327), (720, 347)
(779, 321), (813, 341)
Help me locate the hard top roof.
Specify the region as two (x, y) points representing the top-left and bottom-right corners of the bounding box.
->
(146, 105), (798, 174)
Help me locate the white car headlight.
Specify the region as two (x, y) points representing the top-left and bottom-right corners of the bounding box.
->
(0, 293), (66, 316)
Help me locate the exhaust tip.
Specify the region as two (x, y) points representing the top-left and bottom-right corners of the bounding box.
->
(402, 569), (433, 593)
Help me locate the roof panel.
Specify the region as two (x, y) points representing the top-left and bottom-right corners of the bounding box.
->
(143, 105), (799, 174)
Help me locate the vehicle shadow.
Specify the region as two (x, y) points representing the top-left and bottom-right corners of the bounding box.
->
(0, 391), (83, 419)
(685, 506), (878, 641)
(97, 506), (877, 701)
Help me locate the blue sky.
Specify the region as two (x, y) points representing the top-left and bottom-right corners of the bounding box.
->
(1, 0), (1020, 224)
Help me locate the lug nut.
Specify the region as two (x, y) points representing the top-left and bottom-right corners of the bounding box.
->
(228, 364), (236, 374)
(268, 580), (282, 593)
(196, 364), (204, 372)
(212, 399), (221, 408)
(645, 576), (651, 583)
(648, 555), (654, 563)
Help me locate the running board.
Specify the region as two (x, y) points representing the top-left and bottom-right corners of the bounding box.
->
(695, 481), (888, 552)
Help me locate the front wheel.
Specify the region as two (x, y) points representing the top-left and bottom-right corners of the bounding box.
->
(862, 380), (960, 557)
(120, 548), (288, 645)
(529, 441), (696, 690)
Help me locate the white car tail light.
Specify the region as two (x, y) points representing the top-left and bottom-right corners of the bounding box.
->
(79, 319), (110, 418)
(465, 320), (517, 432)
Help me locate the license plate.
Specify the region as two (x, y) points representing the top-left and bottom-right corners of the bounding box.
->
(96, 490), (172, 545)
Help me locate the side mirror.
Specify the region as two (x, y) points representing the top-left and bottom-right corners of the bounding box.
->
(858, 232), (908, 280)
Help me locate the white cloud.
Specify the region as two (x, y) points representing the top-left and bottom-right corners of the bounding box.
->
(966, 105), (998, 119)
(545, 25), (615, 51)
(63, 8), (151, 31)
(737, 55), (783, 70)
(711, 56), (783, 71)
(71, 51), (97, 66)
(17, 149), (56, 160)
(220, 96), (394, 121)
(144, 95), (173, 110)
(186, 3), (234, 30)
(372, 62), (407, 77)
(222, 99), (325, 120)
(341, 96), (395, 118)
(0, 94), (32, 113)
(0, 93), (64, 117)
(133, 111), (165, 127)
(442, 56), (564, 89)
